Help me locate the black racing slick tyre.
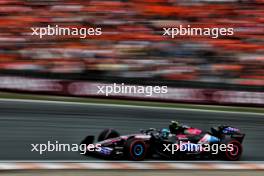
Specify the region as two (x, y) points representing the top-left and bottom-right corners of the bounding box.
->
(97, 129), (120, 142)
(81, 135), (94, 145)
(126, 138), (147, 161)
(220, 138), (243, 161)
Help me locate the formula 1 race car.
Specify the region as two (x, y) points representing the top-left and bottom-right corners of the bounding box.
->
(80, 123), (245, 161)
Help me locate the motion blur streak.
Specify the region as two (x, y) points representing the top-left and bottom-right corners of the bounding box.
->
(0, 0), (263, 86)
(0, 171), (263, 176)
(0, 100), (263, 160)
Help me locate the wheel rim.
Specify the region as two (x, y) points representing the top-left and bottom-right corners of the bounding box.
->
(226, 141), (242, 160)
(230, 145), (239, 156)
(133, 144), (144, 156)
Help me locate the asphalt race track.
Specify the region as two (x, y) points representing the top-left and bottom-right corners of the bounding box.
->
(0, 99), (263, 161)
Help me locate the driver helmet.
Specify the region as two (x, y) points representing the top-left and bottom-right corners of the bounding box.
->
(169, 121), (180, 132)
(161, 128), (170, 139)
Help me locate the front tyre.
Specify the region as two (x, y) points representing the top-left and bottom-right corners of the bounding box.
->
(126, 139), (147, 161)
(81, 135), (94, 145)
(98, 129), (120, 142)
(80, 135), (94, 156)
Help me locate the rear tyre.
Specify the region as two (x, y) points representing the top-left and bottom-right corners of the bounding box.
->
(220, 138), (242, 161)
(126, 138), (147, 161)
(98, 129), (120, 142)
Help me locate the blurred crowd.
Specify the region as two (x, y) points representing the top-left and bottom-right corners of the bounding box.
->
(0, 0), (263, 86)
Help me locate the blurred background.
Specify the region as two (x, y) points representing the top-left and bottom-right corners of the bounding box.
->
(0, 0), (263, 103)
(0, 1), (264, 172)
